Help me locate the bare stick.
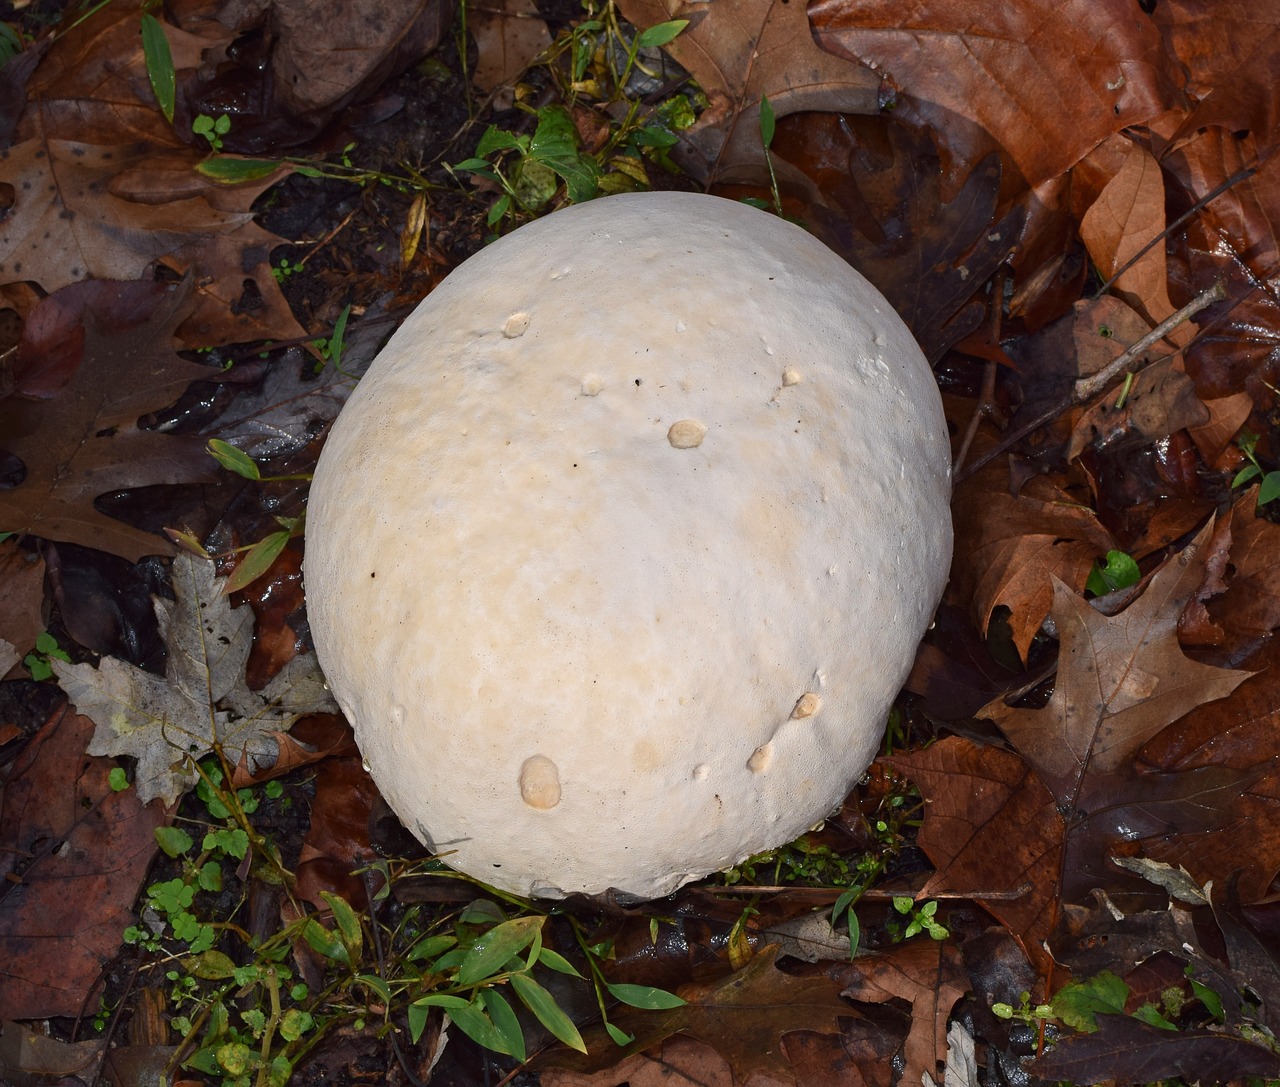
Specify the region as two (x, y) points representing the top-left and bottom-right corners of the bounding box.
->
(955, 278), (1227, 484)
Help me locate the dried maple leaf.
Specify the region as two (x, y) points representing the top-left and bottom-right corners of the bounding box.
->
(613, 0), (879, 184)
(53, 553), (335, 805)
(809, 0), (1182, 190)
(0, 705), (166, 1019)
(982, 528), (1251, 807)
(0, 279), (220, 561)
(891, 531), (1256, 971)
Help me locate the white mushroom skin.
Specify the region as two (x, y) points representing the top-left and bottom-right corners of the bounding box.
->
(304, 191), (952, 899)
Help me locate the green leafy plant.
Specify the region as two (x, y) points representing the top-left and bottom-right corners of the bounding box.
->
(1232, 428), (1280, 507)
(887, 896), (949, 941)
(1087, 548), (1141, 596)
(759, 94), (783, 215)
(195, 439), (312, 593)
(452, 6), (695, 228)
(24, 630), (71, 681)
(194, 113), (232, 151)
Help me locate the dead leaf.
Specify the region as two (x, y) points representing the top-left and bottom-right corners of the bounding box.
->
(947, 472), (1115, 661)
(1066, 356), (1209, 461)
(828, 940), (969, 1086)
(789, 117), (1022, 362)
(613, 0), (879, 184)
(471, 0), (553, 93)
(538, 945), (853, 1083)
(981, 527), (1251, 805)
(810, 0), (1182, 190)
(1029, 1013), (1280, 1084)
(295, 745), (383, 912)
(0, 1020), (104, 1085)
(1079, 143), (1187, 332)
(0, 279), (220, 562)
(0, 539), (45, 661)
(53, 553), (335, 805)
(0, 705), (166, 1019)
(1153, 0), (1280, 156)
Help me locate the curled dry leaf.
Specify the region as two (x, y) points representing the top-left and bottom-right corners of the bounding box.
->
(53, 553), (335, 805)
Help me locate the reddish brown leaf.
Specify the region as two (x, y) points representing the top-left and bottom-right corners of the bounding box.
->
(1154, 0), (1280, 156)
(981, 529), (1251, 806)
(883, 738), (1065, 973)
(0, 538), (45, 662)
(614, 0), (879, 184)
(471, 0), (552, 94)
(0, 279), (219, 561)
(948, 472), (1115, 661)
(1079, 143), (1187, 332)
(295, 750), (383, 912)
(810, 0), (1182, 190)
(538, 945), (853, 1083)
(827, 940), (969, 1086)
(1029, 1013), (1280, 1084)
(0, 705), (166, 1019)
(1205, 494), (1280, 647)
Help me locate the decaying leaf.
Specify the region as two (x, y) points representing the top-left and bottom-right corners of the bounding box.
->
(471, 0), (553, 94)
(614, 0), (879, 184)
(893, 531), (1257, 970)
(0, 706), (166, 1019)
(0, 279), (220, 562)
(809, 0), (1181, 190)
(53, 553), (335, 805)
(539, 945), (853, 1084)
(981, 528), (1251, 805)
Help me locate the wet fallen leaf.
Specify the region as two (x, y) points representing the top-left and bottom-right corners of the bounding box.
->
(810, 0), (1181, 190)
(614, 0), (879, 184)
(0, 279), (220, 562)
(471, 0), (552, 94)
(539, 945), (853, 1084)
(0, 705), (166, 1019)
(1029, 1013), (1280, 1084)
(53, 553), (335, 805)
(0, 539), (45, 662)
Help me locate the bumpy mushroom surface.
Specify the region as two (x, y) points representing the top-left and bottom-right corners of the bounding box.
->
(304, 191), (952, 899)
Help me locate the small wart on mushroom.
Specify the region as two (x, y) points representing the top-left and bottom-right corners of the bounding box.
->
(791, 692), (821, 719)
(667, 419), (707, 448)
(519, 754), (561, 809)
(503, 312), (531, 338)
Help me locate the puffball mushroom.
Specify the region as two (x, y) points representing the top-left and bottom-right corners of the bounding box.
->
(304, 191), (952, 900)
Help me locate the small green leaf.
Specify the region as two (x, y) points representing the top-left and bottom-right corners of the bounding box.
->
(407, 1001), (430, 1043)
(188, 949), (237, 979)
(140, 13), (175, 124)
(356, 973), (393, 1003)
(511, 972), (586, 1052)
(224, 530), (290, 594)
(1232, 463), (1262, 488)
(537, 948), (585, 977)
(1087, 549), (1140, 596)
(635, 18), (688, 48)
(1131, 1002), (1177, 1031)
(301, 917), (348, 964)
(453, 157), (493, 171)
(320, 891), (363, 964)
(759, 94), (776, 149)
(208, 439), (261, 480)
(476, 126), (525, 157)
(605, 1021), (635, 1046)
(482, 989), (527, 1061)
(606, 982), (686, 1009)
(155, 825), (194, 857)
(108, 767), (130, 792)
(457, 915), (543, 986)
(196, 155), (285, 183)
(1050, 970), (1129, 1032)
(415, 995), (509, 1054)
(1259, 471), (1280, 506)
(1189, 975), (1224, 1021)
(408, 933), (458, 962)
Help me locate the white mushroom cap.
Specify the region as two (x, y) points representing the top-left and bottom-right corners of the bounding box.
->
(304, 191), (952, 899)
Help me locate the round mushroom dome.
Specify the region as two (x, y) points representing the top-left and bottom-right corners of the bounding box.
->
(304, 191), (953, 899)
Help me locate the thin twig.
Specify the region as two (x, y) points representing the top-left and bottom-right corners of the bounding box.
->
(955, 278), (1227, 484)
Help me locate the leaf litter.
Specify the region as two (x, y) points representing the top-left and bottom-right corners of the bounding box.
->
(3, 0), (1280, 1081)
(53, 552), (335, 805)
